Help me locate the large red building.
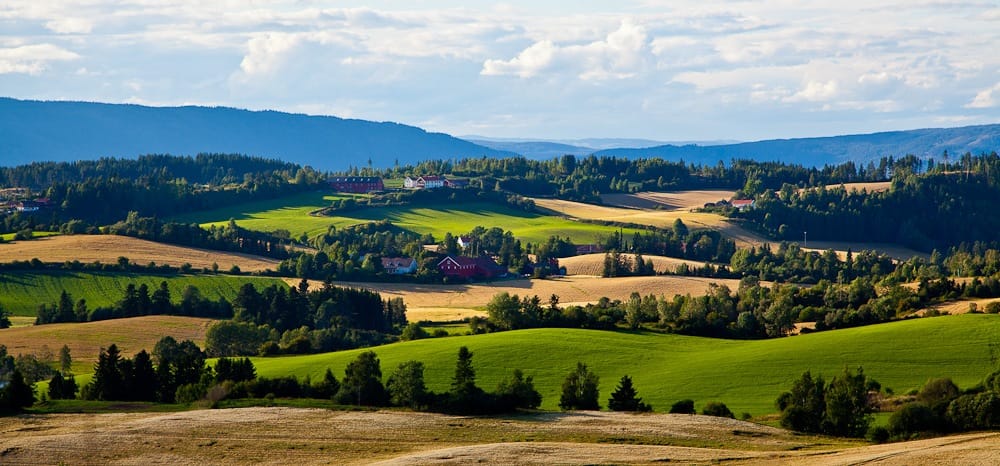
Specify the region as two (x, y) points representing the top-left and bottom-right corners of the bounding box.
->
(437, 255), (506, 279)
(328, 177), (384, 193)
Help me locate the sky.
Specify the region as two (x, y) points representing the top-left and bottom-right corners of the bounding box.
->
(1, 1), (999, 142)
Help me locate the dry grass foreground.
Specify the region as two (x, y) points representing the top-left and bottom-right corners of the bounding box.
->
(289, 275), (743, 322)
(1, 407), (997, 465)
(0, 235), (281, 272)
(0, 316), (213, 368)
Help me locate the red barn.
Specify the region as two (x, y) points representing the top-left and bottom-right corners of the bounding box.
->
(328, 177), (384, 193)
(438, 255), (506, 279)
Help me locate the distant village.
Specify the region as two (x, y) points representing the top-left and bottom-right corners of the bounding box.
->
(326, 175), (469, 194)
(0, 188), (54, 214)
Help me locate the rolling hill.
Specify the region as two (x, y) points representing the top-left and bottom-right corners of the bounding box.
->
(0, 98), (509, 171)
(594, 124), (1000, 166)
(250, 314), (1000, 415)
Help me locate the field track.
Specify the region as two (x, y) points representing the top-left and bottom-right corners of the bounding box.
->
(0, 235), (280, 272)
(0, 407), (995, 465)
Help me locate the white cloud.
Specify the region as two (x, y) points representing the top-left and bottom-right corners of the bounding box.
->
(966, 83), (1000, 109)
(45, 17), (93, 34)
(0, 43), (79, 75)
(785, 80), (839, 103)
(239, 33), (300, 76)
(482, 20), (650, 81)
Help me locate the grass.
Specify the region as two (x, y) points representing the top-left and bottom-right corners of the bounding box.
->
(172, 191), (637, 244)
(251, 314), (1000, 416)
(0, 231), (59, 241)
(0, 271), (288, 316)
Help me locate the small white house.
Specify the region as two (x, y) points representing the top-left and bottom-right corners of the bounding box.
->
(381, 257), (417, 275)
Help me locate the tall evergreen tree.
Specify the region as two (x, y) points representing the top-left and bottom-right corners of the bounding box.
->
(130, 350), (158, 402)
(336, 351), (386, 406)
(89, 344), (125, 400)
(608, 375), (651, 412)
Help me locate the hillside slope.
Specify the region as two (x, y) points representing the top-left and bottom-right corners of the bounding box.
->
(595, 124), (1000, 166)
(251, 314), (1000, 414)
(0, 98), (508, 170)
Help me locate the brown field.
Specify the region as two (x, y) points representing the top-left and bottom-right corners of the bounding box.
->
(0, 315), (213, 368)
(600, 190), (737, 210)
(812, 181), (892, 193)
(0, 235), (281, 272)
(1, 407), (996, 465)
(533, 196), (729, 230)
(801, 240), (929, 261)
(289, 275), (743, 322)
(559, 253), (714, 276)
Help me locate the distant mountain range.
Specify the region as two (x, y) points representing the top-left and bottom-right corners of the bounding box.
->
(591, 126), (1000, 166)
(1, 97), (998, 170)
(0, 98), (509, 171)
(465, 137), (738, 159)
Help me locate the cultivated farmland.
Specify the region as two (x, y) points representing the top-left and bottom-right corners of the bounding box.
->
(558, 253), (713, 276)
(302, 275), (744, 321)
(0, 315), (212, 373)
(173, 192), (634, 244)
(250, 314), (1000, 415)
(0, 271), (288, 316)
(0, 235), (281, 272)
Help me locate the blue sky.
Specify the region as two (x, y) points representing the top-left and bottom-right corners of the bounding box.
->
(2, 1), (998, 141)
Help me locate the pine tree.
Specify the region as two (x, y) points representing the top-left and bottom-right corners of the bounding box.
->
(608, 375), (651, 412)
(0, 369), (34, 411)
(90, 344), (125, 400)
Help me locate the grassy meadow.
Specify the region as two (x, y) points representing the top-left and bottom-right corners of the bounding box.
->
(0, 271), (287, 316)
(251, 314), (1000, 416)
(171, 191), (638, 244)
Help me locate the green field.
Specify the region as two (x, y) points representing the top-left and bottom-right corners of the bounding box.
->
(251, 314), (1000, 415)
(0, 231), (59, 241)
(0, 271), (288, 316)
(171, 191), (636, 244)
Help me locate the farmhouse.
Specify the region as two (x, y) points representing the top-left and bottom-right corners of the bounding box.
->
(576, 244), (605, 255)
(328, 177), (384, 193)
(404, 175), (447, 189)
(445, 178), (469, 188)
(15, 200), (42, 212)
(731, 199), (755, 211)
(457, 236), (473, 249)
(437, 255), (506, 279)
(381, 257), (417, 275)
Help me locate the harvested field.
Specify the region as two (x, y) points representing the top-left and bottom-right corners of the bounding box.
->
(1, 407), (996, 465)
(321, 275), (742, 310)
(0, 315), (213, 370)
(601, 190), (737, 210)
(533, 197), (727, 230)
(801, 181), (892, 193)
(0, 235), (280, 272)
(559, 253), (713, 276)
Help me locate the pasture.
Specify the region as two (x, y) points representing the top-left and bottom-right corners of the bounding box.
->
(251, 314), (1000, 416)
(173, 191), (635, 244)
(0, 271), (287, 316)
(0, 235), (281, 272)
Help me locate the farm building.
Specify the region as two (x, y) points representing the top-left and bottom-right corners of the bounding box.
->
(576, 244), (604, 255)
(731, 199), (755, 211)
(457, 236), (473, 249)
(437, 255), (506, 279)
(381, 257), (417, 275)
(404, 175), (447, 189)
(445, 178), (469, 188)
(328, 177), (384, 193)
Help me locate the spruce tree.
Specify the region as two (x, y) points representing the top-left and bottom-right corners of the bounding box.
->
(608, 375), (651, 412)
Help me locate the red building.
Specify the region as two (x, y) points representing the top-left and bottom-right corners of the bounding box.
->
(328, 177), (384, 193)
(438, 255), (506, 279)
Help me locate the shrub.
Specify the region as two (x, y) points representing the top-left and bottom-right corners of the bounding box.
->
(701, 401), (735, 418)
(867, 425), (890, 443)
(947, 392), (1000, 431)
(669, 399), (696, 414)
(888, 403), (943, 439)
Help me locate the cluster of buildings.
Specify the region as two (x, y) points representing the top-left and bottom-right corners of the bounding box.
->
(379, 254), (507, 280)
(326, 175), (471, 194)
(403, 175), (468, 190)
(1, 197), (53, 214)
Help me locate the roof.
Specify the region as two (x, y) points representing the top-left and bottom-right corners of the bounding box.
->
(381, 257), (415, 267)
(439, 255), (477, 267)
(420, 175), (444, 181)
(329, 177), (382, 183)
(731, 199), (755, 207)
